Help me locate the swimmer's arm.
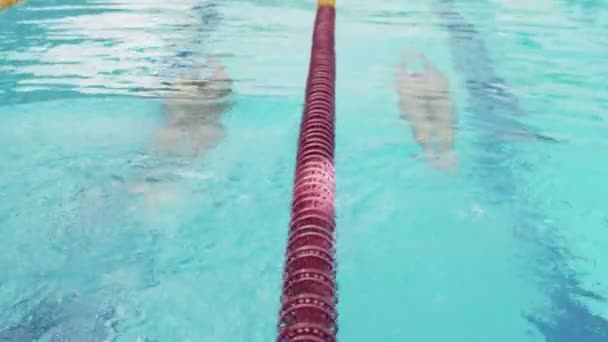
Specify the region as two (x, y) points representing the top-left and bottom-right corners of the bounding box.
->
(212, 64), (231, 82)
(401, 50), (432, 70)
(415, 53), (433, 72)
(398, 50), (437, 82)
(395, 54), (408, 88)
(207, 55), (232, 83)
(395, 50), (426, 91)
(394, 58), (412, 118)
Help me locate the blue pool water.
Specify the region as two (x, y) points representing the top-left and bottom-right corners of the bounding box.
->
(1, 0), (607, 341)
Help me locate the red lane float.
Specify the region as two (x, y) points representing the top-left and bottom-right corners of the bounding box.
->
(277, 1), (337, 342)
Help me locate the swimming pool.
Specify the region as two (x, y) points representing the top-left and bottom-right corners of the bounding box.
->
(1, 0), (607, 340)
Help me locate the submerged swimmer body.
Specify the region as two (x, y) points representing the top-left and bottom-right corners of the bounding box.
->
(79, 56), (233, 213)
(395, 51), (457, 169)
(128, 55), (233, 200)
(157, 54), (233, 158)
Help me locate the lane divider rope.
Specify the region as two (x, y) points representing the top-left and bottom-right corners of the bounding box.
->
(276, 1), (338, 341)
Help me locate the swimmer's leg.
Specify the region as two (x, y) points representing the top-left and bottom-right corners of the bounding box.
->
(433, 98), (458, 169)
(436, 123), (457, 169)
(156, 125), (184, 156)
(399, 98), (435, 163)
(411, 119), (435, 164)
(188, 124), (225, 158)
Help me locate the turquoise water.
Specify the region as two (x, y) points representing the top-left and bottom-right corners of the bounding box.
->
(1, 0), (607, 341)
